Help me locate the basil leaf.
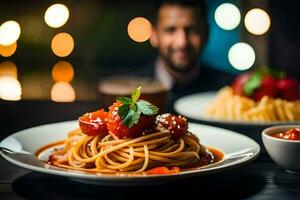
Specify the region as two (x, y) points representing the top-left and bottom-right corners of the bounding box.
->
(122, 109), (140, 128)
(118, 104), (141, 127)
(270, 69), (286, 79)
(117, 86), (158, 127)
(131, 86), (142, 103)
(137, 100), (159, 115)
(117, 96), (132, 104)
(118, 104), (130, 119)
(243, 72), (262, 96)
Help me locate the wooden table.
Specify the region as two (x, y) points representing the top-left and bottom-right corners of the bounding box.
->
(1, 101), (300, 200)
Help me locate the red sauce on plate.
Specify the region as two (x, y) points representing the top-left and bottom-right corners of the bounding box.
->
(271, 128), (300, 140)
(146, 147), (224, 175)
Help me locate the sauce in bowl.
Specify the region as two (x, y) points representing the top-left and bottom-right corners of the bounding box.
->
(271, 128), (300, 141)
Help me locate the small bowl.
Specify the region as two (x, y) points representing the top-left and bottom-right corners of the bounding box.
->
(262, 125), (300, 173)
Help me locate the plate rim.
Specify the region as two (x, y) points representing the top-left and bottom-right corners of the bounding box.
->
(174, 91), (300, 126)
(0, 121), (260, 181)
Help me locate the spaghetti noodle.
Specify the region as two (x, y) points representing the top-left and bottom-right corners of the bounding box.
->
(206, 87), (300, 122)
(48, 127), (209, 174)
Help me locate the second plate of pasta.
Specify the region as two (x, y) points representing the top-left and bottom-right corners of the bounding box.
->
(174, 90), (300, 126)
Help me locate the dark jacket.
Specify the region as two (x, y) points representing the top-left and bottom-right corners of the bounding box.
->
(128, 62), (235, 112)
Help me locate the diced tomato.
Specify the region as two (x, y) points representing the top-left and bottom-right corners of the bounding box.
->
(146, 167), (180, 175)
(79, 109), (109, 137)
(156, 114), (188, 139)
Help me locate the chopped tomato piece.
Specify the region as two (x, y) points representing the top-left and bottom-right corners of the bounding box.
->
(156, 114), (188, 139)
(146, 167), (180, 175)
(79, 109), (108, 137)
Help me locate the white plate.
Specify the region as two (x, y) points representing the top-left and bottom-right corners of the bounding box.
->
(174, 92), (300, 126)
(0, 121), (260, 186)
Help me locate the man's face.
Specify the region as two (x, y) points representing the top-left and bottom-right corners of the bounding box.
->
(152, 5), (205, 72)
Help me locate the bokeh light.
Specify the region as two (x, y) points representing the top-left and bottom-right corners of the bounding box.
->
(0, 42), (17, 57)
(52, 61), (74, 82)
(0, 61), (17, 78)
(214, 3), (241, 30)
(244, 8), (271, 35)
(0, 21), (21, 46)
(44, 4), (70, 28)
(127, 17), (152, 42)
(51, 32), (74, 57)
(0, 76), (22, 101)
(51, 82), (76, 102)
(228, 42), (255, 70)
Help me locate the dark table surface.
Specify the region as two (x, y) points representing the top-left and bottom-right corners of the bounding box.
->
(1, 100), (300, 200)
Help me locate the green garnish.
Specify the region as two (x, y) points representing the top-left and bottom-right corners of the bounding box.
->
(117, 86), (159, 128)
(243, 71), (262, 96)
(269, 68), (286, 79)
(243, 68), (286, 96)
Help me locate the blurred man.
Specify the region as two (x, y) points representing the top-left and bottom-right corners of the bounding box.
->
(148, 0), (233, 95)
(99, 0), (233, 110)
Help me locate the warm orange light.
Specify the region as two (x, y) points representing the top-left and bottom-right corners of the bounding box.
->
(127, 17), (152, 42)
(0, 42), (17, 57)
(244, 8), (271, 35)
(51, 32), (74, 57)
(52, 61), (74, 82)
(0, 76), (22, 101)
(51, 82), (76, 102)
(0, 61), (17, 78)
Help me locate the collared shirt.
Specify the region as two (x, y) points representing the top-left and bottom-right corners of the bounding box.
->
(154, 58), (200, 90)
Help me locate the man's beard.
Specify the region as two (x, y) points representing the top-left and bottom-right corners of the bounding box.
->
(160, 47), (198, 73)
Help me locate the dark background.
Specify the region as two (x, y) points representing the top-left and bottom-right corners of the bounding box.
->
(0, 0), (299, 101)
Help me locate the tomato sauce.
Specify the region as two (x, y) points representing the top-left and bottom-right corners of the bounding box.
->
(271, 128), (300, 140)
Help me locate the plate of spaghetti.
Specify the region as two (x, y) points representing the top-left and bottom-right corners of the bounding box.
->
(0, 87), (260, 186)
(175, 69), (300, 125)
